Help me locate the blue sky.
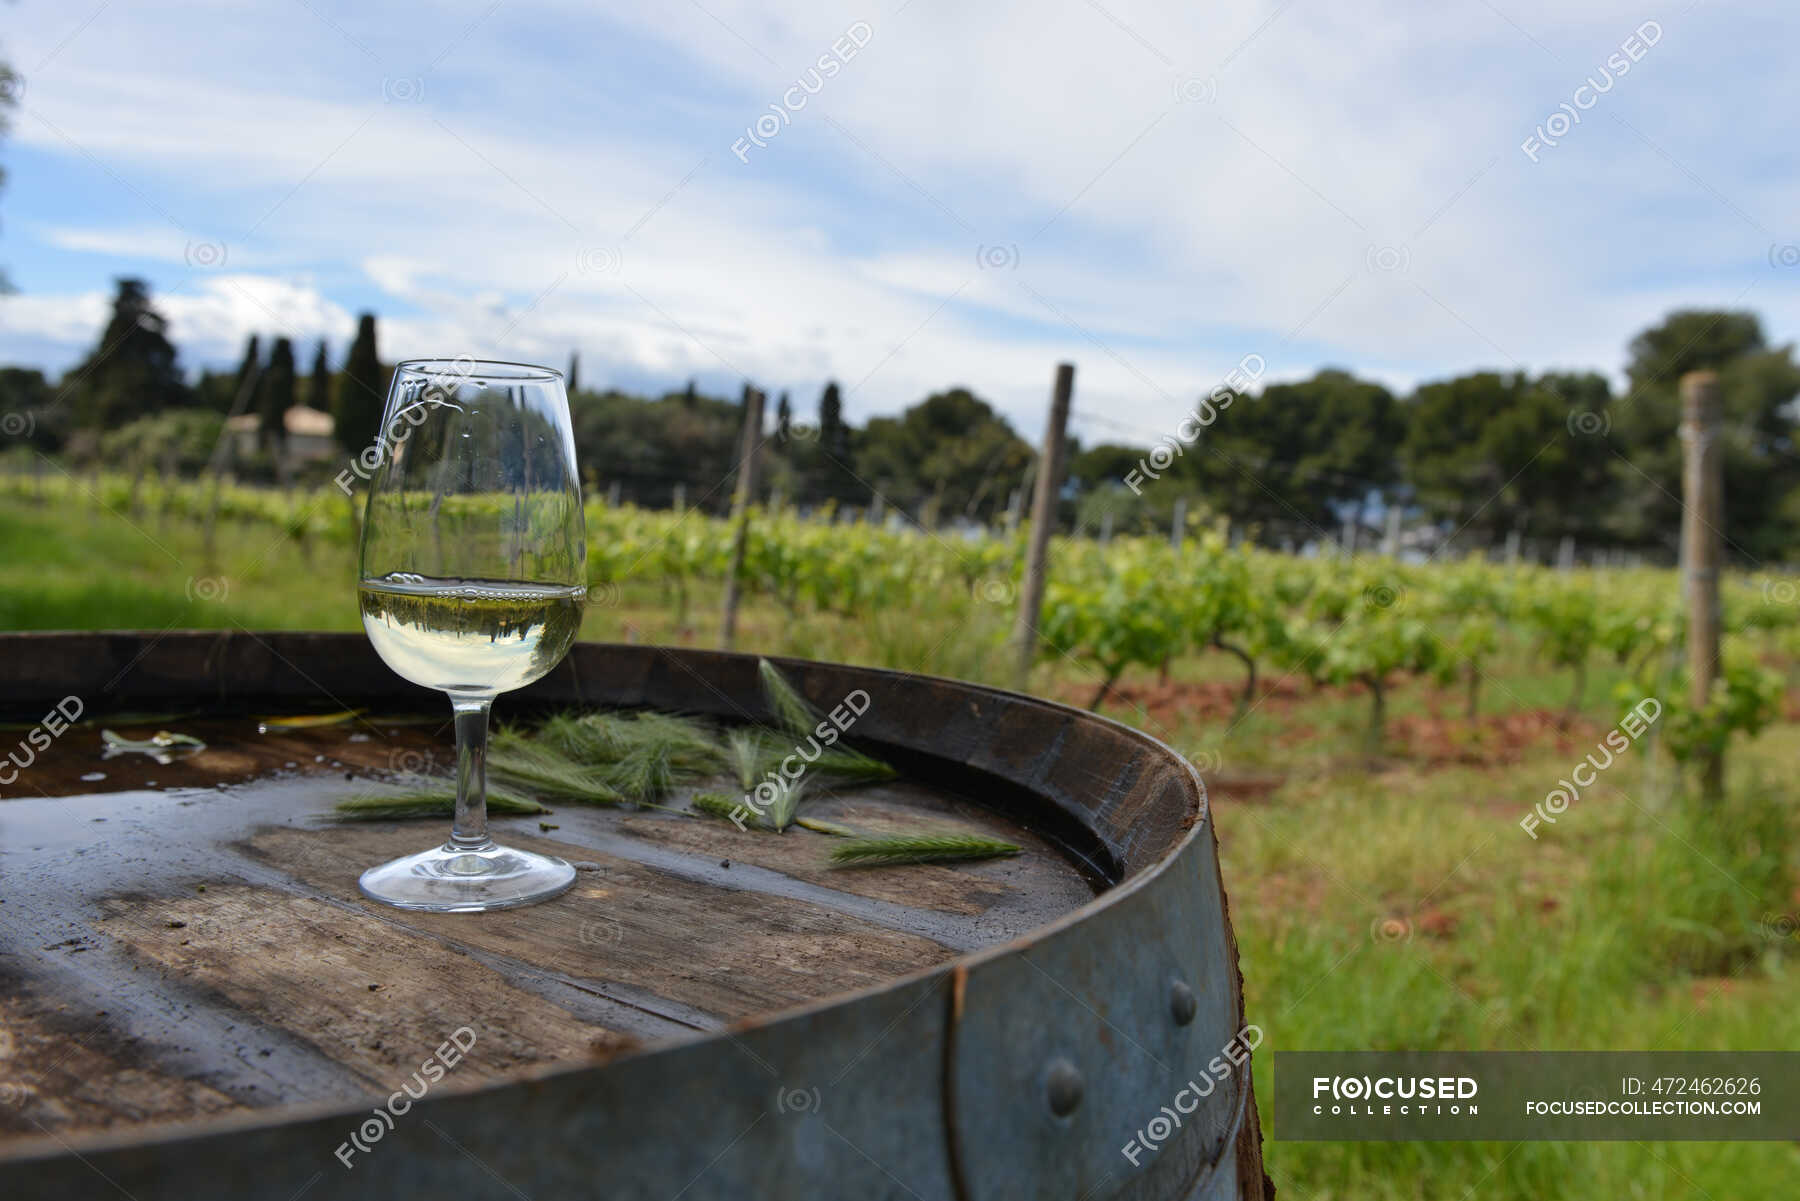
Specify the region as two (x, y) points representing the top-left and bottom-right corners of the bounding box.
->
(1, 0), (1796, 442)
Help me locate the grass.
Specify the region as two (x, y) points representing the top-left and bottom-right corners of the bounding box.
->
(4, 495), (1798, 1197)
(0, 492), (360, 631)
(828, 832), (1021, 866)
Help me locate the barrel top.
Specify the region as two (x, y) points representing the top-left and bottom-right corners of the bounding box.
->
(0, 633), (1213, 1167)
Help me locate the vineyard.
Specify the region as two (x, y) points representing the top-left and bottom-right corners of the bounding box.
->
(3, 469), (1790, 772)
(5, 469), (1800, 1198)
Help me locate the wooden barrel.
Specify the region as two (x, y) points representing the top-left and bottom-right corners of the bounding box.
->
(0, 632), (1268, 1200)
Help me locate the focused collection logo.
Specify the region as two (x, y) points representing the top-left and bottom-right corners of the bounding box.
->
(1312, 1075), (1479, 1116)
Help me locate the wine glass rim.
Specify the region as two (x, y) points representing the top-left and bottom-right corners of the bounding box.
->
(394, 357), (563, 382)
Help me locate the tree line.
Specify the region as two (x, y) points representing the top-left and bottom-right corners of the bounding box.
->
(3, 277), (1797, 562)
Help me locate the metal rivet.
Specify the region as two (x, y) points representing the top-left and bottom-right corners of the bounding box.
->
(1170, 979), (1197, 1026)
(1045, 1058), (1084, 1117)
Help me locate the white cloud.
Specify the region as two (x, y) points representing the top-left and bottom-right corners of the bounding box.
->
(2, 0), (1797, 440)
(0, 275), (355, 374)
(37, 224), (191, 262)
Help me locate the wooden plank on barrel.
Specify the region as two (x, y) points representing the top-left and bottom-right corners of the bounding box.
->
(241, 825), (964, 1023)
(0, 981), (242, 1138)
(613, 792), (1090, 920)
(91, 888), (630, 1091)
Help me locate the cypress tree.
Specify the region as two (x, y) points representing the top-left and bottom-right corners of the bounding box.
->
(334, 313), (384, 455)
(819, 381), (846, 456)
(230, 333), (262, 414)
(307, 340), (331, 413)
(816, 380), (856, 502)
(259, 337), (296, 449)
(67, 278), (188, 427)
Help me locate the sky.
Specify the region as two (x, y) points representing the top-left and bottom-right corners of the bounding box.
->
(1, 0), (1796, 444)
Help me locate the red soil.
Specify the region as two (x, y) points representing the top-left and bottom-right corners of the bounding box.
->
(1387, 707), (1603, 768)
(1061, 676), (1602, 770)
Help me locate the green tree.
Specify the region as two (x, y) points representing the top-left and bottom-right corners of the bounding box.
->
(0, 366), (58, 450)
(193, 369), (235, 415)
(1403, 370), (1619, 548)
(855, 388), (1030, 524)
(1198, 369), (1397, 543)
(258, 337), (296, 449)
(1608, 310), (1800, 560)
(66, 278), (189, 428)
(569, 385), (741, 510)
(223, 333), (261, 415)
(99, 410), (223, 474)
(307, 340), (331, 414)
(1070, 442), (1184, 535)
(1291, 369), (1402, 529)
(567, 351), (580, 395)
(811, 380), (860, 504)
(334, 313), (384, 455)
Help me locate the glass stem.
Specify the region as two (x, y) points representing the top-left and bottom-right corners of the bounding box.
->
(449, 696), (494, 849)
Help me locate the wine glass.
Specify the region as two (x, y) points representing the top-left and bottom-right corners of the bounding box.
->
(356, 358), (587, 912)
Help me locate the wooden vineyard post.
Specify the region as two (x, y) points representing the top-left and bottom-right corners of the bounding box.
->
(1680, 370), (1725, 800)
(1012, 362), (1074, 685)
(201, 361), (262, 574)
(720, 386), (765, 651)
(1171, 496), (1187, 548)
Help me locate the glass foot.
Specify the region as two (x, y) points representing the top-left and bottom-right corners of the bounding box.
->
(358, 840), (575, 913)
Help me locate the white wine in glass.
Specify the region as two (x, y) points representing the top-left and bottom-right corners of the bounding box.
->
(356, 359), (588, 912)
(358, 576), (586, 696)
